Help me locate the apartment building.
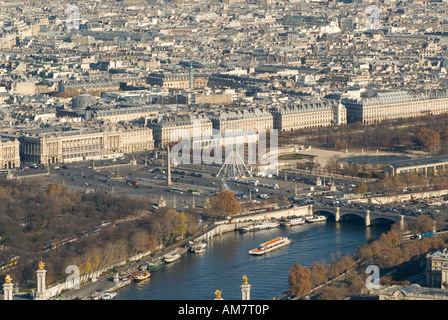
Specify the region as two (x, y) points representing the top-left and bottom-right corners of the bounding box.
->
(148, 114), (212, 148)
(85, 105), (160, 123)
(210, 108), (274, 134)
(146, 73), (209, 90)
(426, 249), (448, 289)
(270, 100), (346, 131)
(0, 138), (20, 169)
(342, 90), (448, 124)
(17, 126), (154, 164)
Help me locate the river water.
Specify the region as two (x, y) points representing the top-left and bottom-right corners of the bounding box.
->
(115, 220), (389, 300)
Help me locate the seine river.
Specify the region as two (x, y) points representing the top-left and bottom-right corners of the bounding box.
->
(115, 220), (390, 300)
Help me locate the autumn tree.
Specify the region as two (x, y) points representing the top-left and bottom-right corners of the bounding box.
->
(46, 182), (67, 196)
(432, 212), (447, 232)
(407, 215), (434, 234)
(289, 263), (311, 297)
(353, 182), (368, 195)
(151, 208), (188, 247)
(203, 191), (241, 218)
(345, 272), (366, 295)
(416, 127), (441, 155)
(309, 263), (327, 287)
(319, 285), (348, 300)
(378, 230), (399, 249)
(334, 138), (348, 150)
(325, 155), (341, 175)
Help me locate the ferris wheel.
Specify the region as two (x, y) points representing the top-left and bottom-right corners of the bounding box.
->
(216, 148), (251, 179)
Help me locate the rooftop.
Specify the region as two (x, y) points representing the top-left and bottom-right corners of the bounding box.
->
(389, 155), (448, 169)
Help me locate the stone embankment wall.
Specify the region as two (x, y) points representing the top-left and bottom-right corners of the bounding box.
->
(44, 205), (313, 299)
(195, 205), (312, 242)
(350, 190), (448, 205)
(42, 250), (151, 299)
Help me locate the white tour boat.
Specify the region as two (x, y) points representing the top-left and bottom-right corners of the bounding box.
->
(163, 253), (181, 263)
(240, 220), (280, 232)
(190, 242), (207, 254)
(306, 215), (327, 223)
(249, 237), (291, 255)
(100, 291), (117, 300)
(280, 217), (305, 227)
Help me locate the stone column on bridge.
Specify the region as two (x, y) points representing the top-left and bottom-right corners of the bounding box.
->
(35, 261), (47, 300)
(308, 205), (313, 217)
(400, 215), (405, 231)
(166, 146), (172, 186)
(335, 207), (340, 222)
(241, 275), (251, 300)
(365, 210), (371, 227)
(3, 275), (13, 300)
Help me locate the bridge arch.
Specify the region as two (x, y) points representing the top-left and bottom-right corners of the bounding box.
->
(313, 209), (336, 219)
(312, 205), (407, 228)
(369, 217), (397, 227)
(338, 212), (366, 224)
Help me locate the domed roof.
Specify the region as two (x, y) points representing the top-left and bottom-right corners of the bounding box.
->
(71, 91), (96, 110)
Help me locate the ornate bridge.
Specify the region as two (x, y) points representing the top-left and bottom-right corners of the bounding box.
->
(312, 205), (414, 228)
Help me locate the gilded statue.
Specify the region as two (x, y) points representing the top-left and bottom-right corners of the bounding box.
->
(214, 289), (222, 299)
(242, 275), (249, 285)
(38, 261), (45, 270)
(5, 274), (11, 284)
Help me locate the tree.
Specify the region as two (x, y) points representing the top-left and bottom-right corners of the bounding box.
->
(353, 182), (368, 195)
(334, 138), (348, 150)
(432, 212), (447, 232)
(416, 127), (441, 155)
(46, 182), (67, 196)
(289, 263), (311, 297)
(309, 263), (327, 287)
(378, 230), (399, 249)
(319, 285), (348, 300)
(203, 191), (241, 218)
(346, 272), (366, 295)
(151, 208), (188, 246)
(325, 155), (341, 175)
(407, 215), (434, 234)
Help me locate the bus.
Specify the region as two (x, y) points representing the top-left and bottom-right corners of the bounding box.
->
(126, 179), (139, 186)
(0, 255), (19, 270)
(188, 189), (200, 195)
(169, 187), (184, 193)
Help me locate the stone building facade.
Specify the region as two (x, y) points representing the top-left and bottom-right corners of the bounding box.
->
(148, 114), (212, 148)
(342, 89), (448, 124)
(85, 105), (160, 123)
(270, 100), (346, 131)
(0, 138), (20, 169)
(210, 108), (274, 134)
(426, 248), (448, 289)
(16, 126), (154, 164)
(146, 73), (209, 90)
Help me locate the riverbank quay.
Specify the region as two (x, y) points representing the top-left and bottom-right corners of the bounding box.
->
(61, 277), (131, 300)
(58, 245), (190, 300)
(46, 207), (310, 300)
(57, 226), (218, 300)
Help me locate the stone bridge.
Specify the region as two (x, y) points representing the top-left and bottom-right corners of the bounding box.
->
(313, 205), (412, 228)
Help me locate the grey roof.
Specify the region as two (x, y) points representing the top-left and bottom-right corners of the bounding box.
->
(71, 92), (97, 110)
(343, 89), (448, 107)
(271, 100), (336, 115)
(427, 248), (448, 259)
(213, 108), (272, 121)
(390, 155), (448, 169)
(151, 114), (211, 127)
(92, 105), (159, 116)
